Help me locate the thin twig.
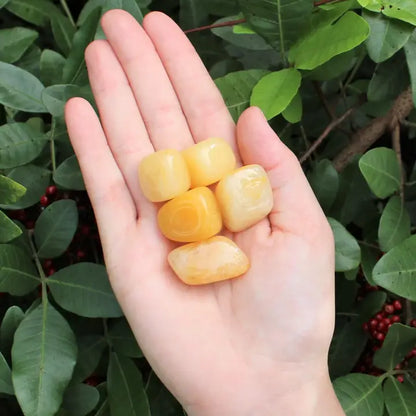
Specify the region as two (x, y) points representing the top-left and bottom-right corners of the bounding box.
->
(184, 18), (246, 34)
(401, 119), (416, 129)
(313, 81), (336, 120)
(392, 123), (405, 202)
(300, 107), (355, 164)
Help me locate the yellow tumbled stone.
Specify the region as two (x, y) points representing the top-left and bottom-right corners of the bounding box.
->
(157, 187), (222, 242)
(138, 149), (190, 202)
(215, 164), (273, 232)
(168, 236), (250, 285)
(182, 138), (236, 187)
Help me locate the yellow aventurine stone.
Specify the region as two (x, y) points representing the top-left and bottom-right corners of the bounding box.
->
(168, 236), (250, 285)
(182, 138), (236, 187)
(138, 149), (190, 202)
(215, 164), (273, 232)
(157, 187), (222, 242)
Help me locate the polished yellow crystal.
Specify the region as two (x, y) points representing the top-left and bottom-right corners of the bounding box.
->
(168, 236), (250, 285)
(157, 187), (222, 242)
(138, 149), (191, 202)
(182, 138), (236, 187)
(215, 164), (273, 232)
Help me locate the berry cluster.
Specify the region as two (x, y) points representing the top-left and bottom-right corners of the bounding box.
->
(7, 185), (101, 281)
(355, 286), (416, 382)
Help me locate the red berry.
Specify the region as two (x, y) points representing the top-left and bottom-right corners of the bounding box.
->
(383, 318), (391, 326)
(375, 313), (384, 321)
(46, 185), (57, 196)
(40, 195), (48, 206)
(43, 259), (53, 269)
(362, 322), (369, 331)
(392, 315), (401, 323)
(377, 322), (386, 332)
(409, 348), (416, 358)
(397, 375), (404, 383)
(393, 300), (402, 311)
(410, 319), (416, 328)
(47, 268), (55, 276)
(384, 304), (395, 314)
(369, 319), (378, 329)
(376, 332), (385, 342)
(81, 225), (90, 236)
(16, 209), (27, 221)
(372, 345), (380, 352)
(76, 250), (86, 259)
(371, 330), (379, 338)
(395, 363), (403, 370)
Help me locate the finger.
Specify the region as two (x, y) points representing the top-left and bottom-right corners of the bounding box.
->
(237, 107), (329, 238)
(143, 12), (238, 156)
(64, 98), (142, 249)
(100, 10), (194, 151)
(85, 40), (154, 208)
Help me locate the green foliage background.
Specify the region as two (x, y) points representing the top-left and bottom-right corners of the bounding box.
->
(0, 0), (416, 415)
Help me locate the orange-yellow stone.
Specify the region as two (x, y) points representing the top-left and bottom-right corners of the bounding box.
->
(168, 236), (250, 285)
(215, 164), (273, 232)
(138, 149), (190, 202)
(182, 138), (236, 187)
(157, 187), (222, 242)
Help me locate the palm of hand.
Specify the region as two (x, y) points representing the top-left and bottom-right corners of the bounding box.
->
(66, 10), (336, 415)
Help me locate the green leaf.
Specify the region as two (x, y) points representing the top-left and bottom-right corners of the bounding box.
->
(238, 0), (313, 54)
(0, 305), (24, 359)
(384, 377), (416, 415)
(5, 0), (57, 26)
(0, 27), (38, 63)
(367, 52), (409, 102)
(308, 159), (339, 212)
(378, 196), (411, 252)
(102, 0), (144, 22)
(0, 351), (13, 395)
(107, 353), (151, 416)
(382, 0), (416, 26)
(63, 7), (101, 85)
(146, 371), (183, 416)
(50, 11), (76, 56)
(34, 199), (78, 258)
(0, 0), (11, 8)
(374, 324), (416, 371)
(359, 147), (401, 199)
(328, 218), (361, 272)
(0, 62), (47, 113)
(12, 302), (77, 416)
(40, 49), (66, 86)
(0, 175), (26, 205)
(289, 12), (369, 70)
(0, 123), (48, 169)
(71, 335), (107, 384)
(0, 211), (22, 243)
(179, 0), (208, 30)
(333, 373), (384, 416)
(107, 319), (143, 358)
(282, 92), (302, 123)
(357, 0), (382, 12)
(212, 16), (271, 50)
(59, 384), (100, 416)
(42, 84), (90, 118)
(47, 263), (123, 318)
(373, 235), (416, 300)
(0, 165), (50, 210)
(404, 30), (416, 107)
(215, 69), (269, 122)
(0, 244), (39, 295)
(363, 11), (414, 63)
(250, 68), (301, 120)
(53, 155), (86, 191)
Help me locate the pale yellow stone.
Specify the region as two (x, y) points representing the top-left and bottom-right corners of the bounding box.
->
(138, 149), (190, 202)
(168, 236), (250, 285)
(157, 187), (222, 242)
(215, 164), (273, 232)
(182, 138), (236, 187)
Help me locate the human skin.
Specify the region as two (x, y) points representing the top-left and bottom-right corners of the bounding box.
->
(65, 9), (346, 416)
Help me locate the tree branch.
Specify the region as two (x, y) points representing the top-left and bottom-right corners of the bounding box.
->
(300, 107), (355, 164)
(392, 123), (405, 202)
(184, 18), (246, 34)
(333, 87), (414, 171)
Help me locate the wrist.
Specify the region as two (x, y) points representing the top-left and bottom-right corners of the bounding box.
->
(185, 365), (345, 416)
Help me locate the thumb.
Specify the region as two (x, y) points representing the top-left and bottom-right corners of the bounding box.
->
(236, 106), (328, 237)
